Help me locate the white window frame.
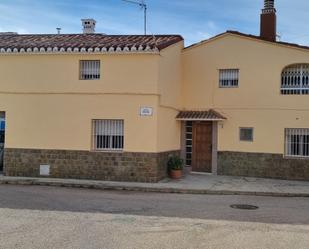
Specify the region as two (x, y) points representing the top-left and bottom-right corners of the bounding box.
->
(281, 64), (309, 95)
(239, 127), (254, 142)
(80, 60), (100, 80)
(285, 128), (309, 158)
(219, 69), (239, 88)
(92, 120), (124, 151)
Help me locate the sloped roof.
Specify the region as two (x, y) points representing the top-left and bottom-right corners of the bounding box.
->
(0, 34), (183, 54)
(185, 30), (309, 51)
(176, 110), (226, 121)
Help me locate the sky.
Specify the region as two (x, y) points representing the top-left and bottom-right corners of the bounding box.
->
(0, 0), (309, 46)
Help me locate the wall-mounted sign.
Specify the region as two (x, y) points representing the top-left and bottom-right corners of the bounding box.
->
(140, 107), (153, 116)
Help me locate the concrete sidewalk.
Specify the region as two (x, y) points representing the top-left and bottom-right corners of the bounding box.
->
(1, 174), (309, 197)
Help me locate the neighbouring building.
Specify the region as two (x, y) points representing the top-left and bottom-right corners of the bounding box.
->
(0, 0), (308, 182)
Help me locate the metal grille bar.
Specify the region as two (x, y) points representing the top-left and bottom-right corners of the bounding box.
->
(80, 60), (100, 80)
(281, 64), (309, 95)
(219, 69), (239, 88)
(285, 128), (309, 157)
(93, 120), (124, 151)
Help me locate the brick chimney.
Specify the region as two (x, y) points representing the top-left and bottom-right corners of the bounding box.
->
(260, 0), (277, 42)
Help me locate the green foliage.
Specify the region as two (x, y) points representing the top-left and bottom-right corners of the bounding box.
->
(167, 155), (184, 171)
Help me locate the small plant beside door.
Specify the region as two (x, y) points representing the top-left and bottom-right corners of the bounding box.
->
(168, 155), (184, 180)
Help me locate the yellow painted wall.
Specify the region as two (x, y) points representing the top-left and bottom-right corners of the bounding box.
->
(0, 53), (164, 152)
(183, 33), (309, 154)
(157, 42), (184, 152)
(0, 54), (159, 94)
(158, 42), (183, 108)
(0, 42), (186, 153)
(157, 106), (181, 152)
(1, 33), (308, 155)
(1, 94), (158, 152)
(217, 109), (309, 154)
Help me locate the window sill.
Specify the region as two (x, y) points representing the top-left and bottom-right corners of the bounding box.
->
(219, 86), (239, 89)
(91, 149), (124, 153)
(284, 155), (309, 160)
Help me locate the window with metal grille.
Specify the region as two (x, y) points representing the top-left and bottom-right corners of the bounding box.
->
(219, 69), (239, 87)
(285, 129), (309, 158)
(281, 64), (309, 95)
(240, 127), (254, 142)
(92, 120), (124, 151)
(80, 60), (100, 80)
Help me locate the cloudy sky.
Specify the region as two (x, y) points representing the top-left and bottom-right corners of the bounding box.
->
(0, 0), (308, 46)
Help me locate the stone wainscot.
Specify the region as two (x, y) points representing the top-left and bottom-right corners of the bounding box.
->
(4, 148), (180, 183)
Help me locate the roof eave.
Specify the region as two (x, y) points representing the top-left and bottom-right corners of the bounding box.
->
(183, 32), (229, 52)
(176, 118), (226, 121)
(184, 30), (309, 53)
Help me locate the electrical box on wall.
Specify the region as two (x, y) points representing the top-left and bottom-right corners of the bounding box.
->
(40, 165), (50, 176)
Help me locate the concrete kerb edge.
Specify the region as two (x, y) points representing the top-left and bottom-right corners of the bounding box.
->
(1, 179), (309, 197)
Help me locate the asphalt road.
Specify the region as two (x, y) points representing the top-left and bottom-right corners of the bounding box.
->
(0, 185), (309, 249)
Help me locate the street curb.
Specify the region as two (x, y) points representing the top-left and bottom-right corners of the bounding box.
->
(1, 178), (309, 197)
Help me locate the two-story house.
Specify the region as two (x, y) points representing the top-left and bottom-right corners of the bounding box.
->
(0, 0), (308, 182)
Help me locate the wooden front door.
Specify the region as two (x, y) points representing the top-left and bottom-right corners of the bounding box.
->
(192, 122), (212, 173)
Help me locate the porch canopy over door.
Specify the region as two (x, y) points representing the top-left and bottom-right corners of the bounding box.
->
(176, 109), (226, 122)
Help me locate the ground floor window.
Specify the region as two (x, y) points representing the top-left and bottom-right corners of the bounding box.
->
(185, 121), (193, 166)
(240, 127), (254, 142)
(285, 128), (309, 158)
(92, 120), (124, 151)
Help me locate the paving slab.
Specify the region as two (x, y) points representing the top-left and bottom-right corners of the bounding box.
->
(0, 174), (309, 197)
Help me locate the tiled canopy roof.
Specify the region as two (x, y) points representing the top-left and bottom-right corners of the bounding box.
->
(176, 110), (226, 121)
(0, 34), (183, 54)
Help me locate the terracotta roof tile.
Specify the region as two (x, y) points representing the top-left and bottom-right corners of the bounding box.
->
(0, 34), (183, 53)
(226, 31), (309, 51)
(176, 110), (226, 121)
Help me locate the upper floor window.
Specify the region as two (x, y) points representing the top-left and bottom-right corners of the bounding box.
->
(219, 69), (239, 88)
(92, 119), (124, 151)
(285, 128), (309, 158)
(80, 60), (100, 80)
(281, 64), (309, 95)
